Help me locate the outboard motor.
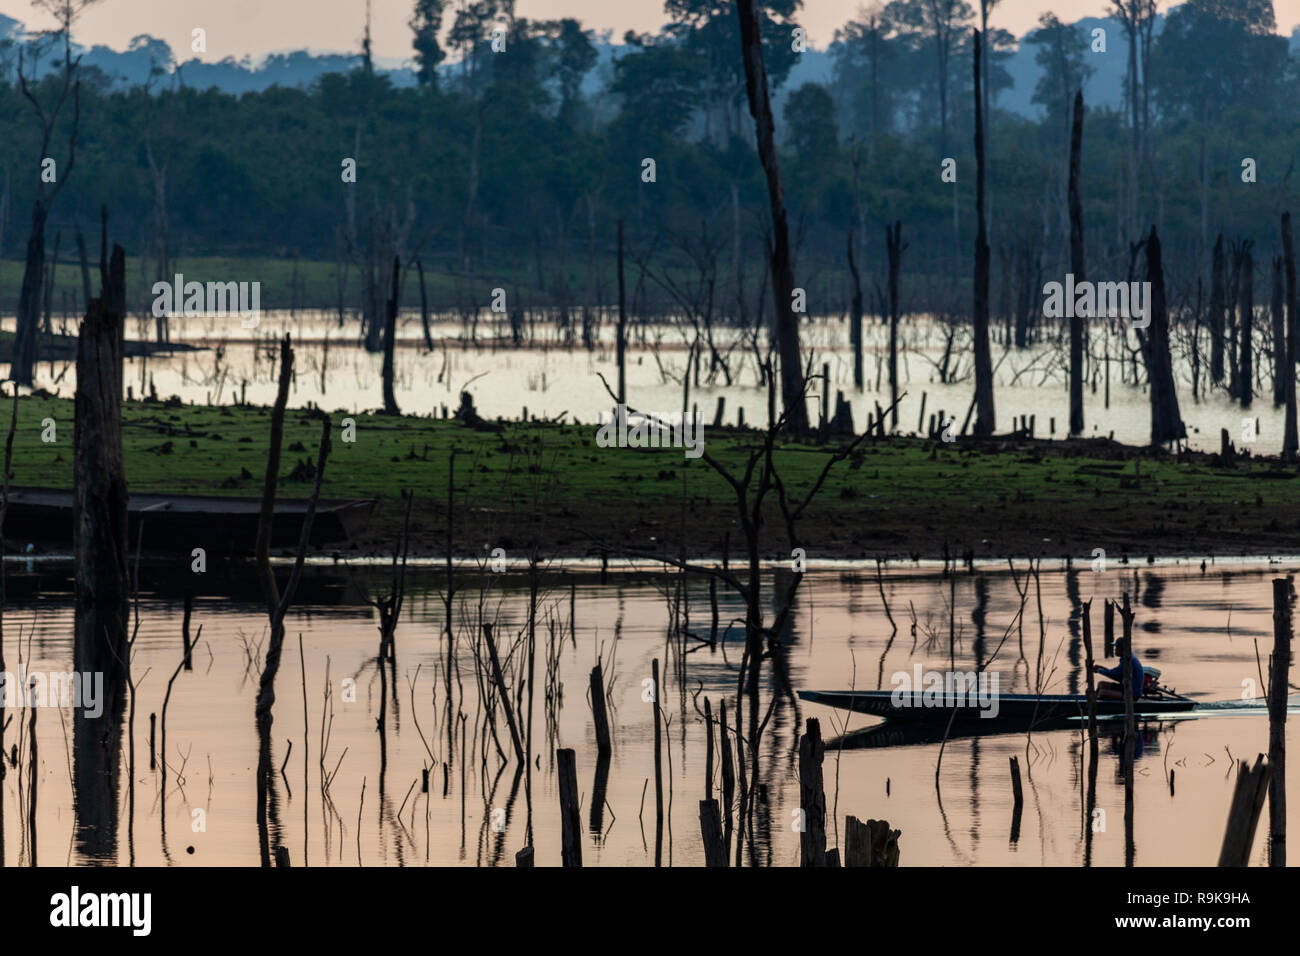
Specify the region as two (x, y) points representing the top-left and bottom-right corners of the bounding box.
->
(1141, 665), (1162, 696)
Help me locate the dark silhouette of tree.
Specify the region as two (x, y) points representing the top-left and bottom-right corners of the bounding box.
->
(410, 0), (448, 88)
(1027, 13), (1093, 137)
(1139, 227), (1186, 447)
(1068, 89), (1085, 436)
(737, 0), (807, 432)
(9, 0), (95, 385)
(972, 29), (994, 436)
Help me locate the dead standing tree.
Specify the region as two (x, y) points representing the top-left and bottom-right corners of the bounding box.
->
(1210, 234), (1227, 387)
(10, 4), (89, 385)
(971, 31), (995, 437)
(1137, 227), (1186, 447)
(847, 143), (866, 392)
(254, 334), (332, 866)
(737, 0), (807, 432)
(1272, 255), (1285, 407)
(617, 219), (628, 403)
(1068, 90), (1086, 436)
(847, 219), (865, 392)
(1282, 213), (1298, 459)
(381, 255), (401, 415)
(885, 220), (905, 427)
(1238, 241), (1254, 408)
(1269, 577), (1290, 866)
(73, 243), (128, 860)
(0, 385), (13, 863)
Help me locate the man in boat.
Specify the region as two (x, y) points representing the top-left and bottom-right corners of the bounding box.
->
(1092, 639), (1146, 701)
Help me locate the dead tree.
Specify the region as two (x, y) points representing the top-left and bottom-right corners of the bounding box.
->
(73, 243), (128, 859)
(848, 145), (866, 392)
(10, 38), (82, 384)
(1210, 234), (1226, 387)
(1283, 213), (1298, 459)
(1272, 256), (1286, 406)
(1068, 89), (1086, 436)
(0, 385), (14, 864)
(885, 221), (904, 427)
(617, 219), (628, 403)
(253, 335), (332, 866)
(798, 718), (827, 866)
(737, 0), (807, 432)
(415, 257), (433, 350)
(1219, 756), (1271, 866)
(381, 255), (400, 415)
(847, 224), (864, 392)
(971, 30), (995, 437)
(1269, 578), (1290, 866)
(1139, 227), (1185, 447)
(1238, 242), (1254, 408)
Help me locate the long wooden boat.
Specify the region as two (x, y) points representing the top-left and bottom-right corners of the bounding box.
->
(797, 688), (1197, 723)
(824, 716), (1172, 750)
(2, 487), (375, 556)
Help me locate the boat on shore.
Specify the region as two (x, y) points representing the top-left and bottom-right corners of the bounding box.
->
(2, 487), (375, 557)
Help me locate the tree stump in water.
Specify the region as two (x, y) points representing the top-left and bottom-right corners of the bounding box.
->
(699, 799), (726, 867)
(844, 815), (902, 867)
(798, 718), (827, 866)
(557, 748), (582, 867)
(1219, 755), (1271, 866)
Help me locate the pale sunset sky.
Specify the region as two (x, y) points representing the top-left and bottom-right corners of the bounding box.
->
(2, 0), (1299, 63)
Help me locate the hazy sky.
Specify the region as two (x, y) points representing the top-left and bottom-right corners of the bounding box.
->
(4, 0), (1300, 63)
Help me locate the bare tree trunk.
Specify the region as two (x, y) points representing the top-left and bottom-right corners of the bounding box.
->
(617, 219), (627, 404)
(416, 257), (433, 351)
(1211, 234), (1226, 386)
(1142, 227), (1185, 447)
(1269, 577), (1290, 866)
(737, 0), (807, 432)
(972, 31), (995, 437)
(253, 334), (332, 865)
(42, 231), (60, 336)
(1273, 255), (1286, 407)
(885, 221), (903, 421)
(1239, 243), (1254, 408)
(382, 255), (400, 415)
(0, 385), (13, 867)
(73, 244), (129, 860)
(75, 224), (92, 312)
(1068, 90), (1086, 437)
(1228, 245), (1241, 399)
(847, 226), (864, 391)
(1284, 213), (1299, 459)
(10, 200), (48, 385)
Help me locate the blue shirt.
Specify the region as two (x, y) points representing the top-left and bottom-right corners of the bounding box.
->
(1099, 654), (1144, 694)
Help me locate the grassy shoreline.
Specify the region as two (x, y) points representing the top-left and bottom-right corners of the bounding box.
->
(9, 394), (1300, 562)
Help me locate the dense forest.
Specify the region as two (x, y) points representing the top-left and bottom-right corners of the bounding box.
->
(0, 0), (1296, 324)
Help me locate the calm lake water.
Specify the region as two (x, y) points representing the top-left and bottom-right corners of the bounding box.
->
(7, 309), (1283, 454)
(2, 560), (1295, 866)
